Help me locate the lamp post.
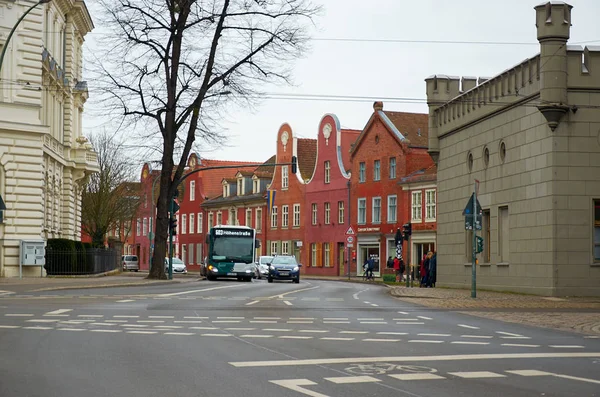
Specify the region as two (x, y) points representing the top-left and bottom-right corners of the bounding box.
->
(0, 0), (52, 74)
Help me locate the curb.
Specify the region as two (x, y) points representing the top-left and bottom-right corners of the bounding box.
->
(303, 276), (386, 287)
(31, 280), (185, 292)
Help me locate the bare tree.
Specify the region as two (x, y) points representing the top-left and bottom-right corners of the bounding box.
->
(93, 0), (320, 279)
(81, 132), (140, 247)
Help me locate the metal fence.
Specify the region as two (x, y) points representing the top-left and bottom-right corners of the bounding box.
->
(44, 248), (120, 276)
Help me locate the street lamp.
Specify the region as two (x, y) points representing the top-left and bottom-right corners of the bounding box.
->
(0, 0), (52, 74)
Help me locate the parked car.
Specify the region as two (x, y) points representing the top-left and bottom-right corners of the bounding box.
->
(255, 255), (273, 279)
(164, 258), (188, 274)
(266, 255), (301, 283)
(122, 255), (139, 272)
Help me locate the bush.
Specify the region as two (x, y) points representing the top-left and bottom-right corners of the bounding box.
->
(383, 274), (397, 283)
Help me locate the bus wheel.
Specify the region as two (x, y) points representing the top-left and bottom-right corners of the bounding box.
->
(207, 274), (215, 281)
(245, 277), (252, 282)
(267, 277), (273, 283)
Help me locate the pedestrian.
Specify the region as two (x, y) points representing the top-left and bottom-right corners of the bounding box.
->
(367, 256), (375, 280)
(428, 251), (437, 288)
(393, 257), (400, 282)
(387, 256), (394, 269)
(420, 252), (431, 288)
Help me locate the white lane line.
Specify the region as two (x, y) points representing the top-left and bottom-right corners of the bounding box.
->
(396, 322), (425, 325)
(44, 309), (73, 316)
(290, 318), (314, 320)
(120, 324), (149, 328)
(263, 329), (292, 332)
(393, 318), (420, 321)
(279, 336), (313, 340)
(173, 321), (203, 324)
(217, 317), (244, 320)
(138, 320), (165, 324)
(324, 321), (350, 324)
(409, 340), (444, 344)
(242, 335), (273, 338)
(362, 339), (400, 342)
(229, 353), (600, 367)
(116, 300), (135, 303)
(461, 335), (493, 339)
(190, 327), (219, 330)
(325, 376), (380, 384)
(283, 301), (293, 306)
(397, 311), (408, 315)
(584, 336), (600, 339)
(449, 371), (506, 379)
(325, 298), (344, 302)
(451, 341), (490, 346)
(358, 318), (384, 321)
(418, 333), (451, 337)
(301, 297), (320, 301)
(371, 304), (379, 307)
(183, 316), (207, 319)
(90, 329), (122, 333)
(265, 285), (321, 300)
(549, 345), (585, 349)
(201, 333), (231, 337)
(91, 323), (117, 327)
(299, 330), (328, 333)
(250, 320), (278, 324)
(78, 315), (103, 318)
(506, 370), (550, 376)
(5, 314), (35, 317)
(360, 322), (387, 325)
(287, 321), (314, 324)
(23, 326), (53, 330)
(417, 316), (433, 320)
(457, 324), (480, 330)
(501, 336), (532, 340)
(126, 331), (158, 334)
(323, 318), (348, 321)
(254, 317), (281, 320)
(212, 320), (241, 324)
(364, 301), (370, 304)
(377, 332), (408, 336)
(389, 373), (445, 381)
(502, 344), (540, 348)
(246, 301), (260, 306)
(114, 315), (139, 318)
(164, 332), (195, 336)
(153, 326), (183, 329)
(57, 328), (86, 332)
(159, 284), (245, 297)
(340, 331), (369, 334)
(269, 379), (329, 397)
(225, 327), (256, 331)
(26, 319), (60, 323)
(496, 331), (524, 337)
(0, 325), (21, 329)
(320, 337), (355, 341)
(150, 316), (175, 319)
(105, 320), (127, 323)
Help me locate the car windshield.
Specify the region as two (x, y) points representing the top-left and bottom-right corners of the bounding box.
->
(259, 256), (274, 265)
(212, 236), (254, 263)
(166, 258), (184, 265)
(271, 256), (297, 265)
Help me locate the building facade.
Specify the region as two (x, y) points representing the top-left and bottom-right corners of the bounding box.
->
(425, 1), (600, 296)
(304, 114), (359, 276)
(266, 124), (316, 266)
(0, 0), (98, 277)
(349, 102), (431, 277)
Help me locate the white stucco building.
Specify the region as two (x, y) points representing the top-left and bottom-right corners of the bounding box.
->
(0, 0), (97, 277)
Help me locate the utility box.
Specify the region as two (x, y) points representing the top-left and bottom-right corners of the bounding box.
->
(20, 240), (46, 266)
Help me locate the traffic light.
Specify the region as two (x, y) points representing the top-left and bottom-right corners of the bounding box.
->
(291, 156), (297, 174)
(476, 236), (484, 254)
(169, 216), (178, 236)
(406, 222), (412, 236)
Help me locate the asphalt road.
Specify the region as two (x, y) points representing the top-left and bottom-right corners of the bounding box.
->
(1, 278), (599, 397)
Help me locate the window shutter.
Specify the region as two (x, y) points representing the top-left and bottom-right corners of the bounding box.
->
(266, 240), (271, 255)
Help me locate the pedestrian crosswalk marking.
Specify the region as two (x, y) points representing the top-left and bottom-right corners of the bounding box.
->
(389, 373), (445, 381)
(325, 375), (380, 384)
(506, 370), (549, 376)
(449, 371), (506, 379)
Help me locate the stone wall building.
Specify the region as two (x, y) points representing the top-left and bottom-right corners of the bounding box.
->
(0, 0), (97, 277)
(425, 1), (600, 296)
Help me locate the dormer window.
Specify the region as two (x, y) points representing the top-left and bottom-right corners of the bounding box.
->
(237, 178), (244, 196)
(253, 178), (259, 194)
(222, 183), (230, 198)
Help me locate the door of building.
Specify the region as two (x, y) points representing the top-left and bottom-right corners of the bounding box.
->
(338, 242), (345, 276)
(359, 245), (380, 276)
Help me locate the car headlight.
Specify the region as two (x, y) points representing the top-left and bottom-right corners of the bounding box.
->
(245, 269), (252, 273)
(293, 266), (299, 272)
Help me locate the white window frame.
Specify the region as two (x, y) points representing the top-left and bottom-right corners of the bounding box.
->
(197, 213), (203, 233)
(293, 204), (300, 227)
(229, 208), (236, 225)
(136, 219), (140, 237)
(372, 197), (381, 224)
(253, 179), (259, 194)
(374, 160), (381, 181)
(425, 189), (436, 221)
(181, 214), (187, 234)
(149, 217), (153, 237)
(358, 198), (366, 224)
(359, 162), (366, 183)
(246, 209), (252, 227)
(312, 203), (318, 225)
(324, 161), (331, 184)
(237, 178), (243, 196)
(188, 244), (194, 266)
(412, 191), (423, 222)
(282, 166), (289, 189)
(338, 201), (344, 224)
(324, 202), (330, 224)
(176, 214), (180, 235)
(256, 208), (262, 232)
(282, 205), (289, 227)
(208, 212), (214, 229)
(324, 243), (330, 267)
(216, 211), (222, 225)
(311, 243), (317, 267)
(143, 218), (148, 236)
(389, 157), (396, 179)
(189, 213), (195, 234)
(190, 180), (196, 201)
(281, 241), (289, 255)
(222, 184), (228, 198)
(387, 195), (397, 223)
(270, 241), (278, 255)
(271, 206), (278, 228)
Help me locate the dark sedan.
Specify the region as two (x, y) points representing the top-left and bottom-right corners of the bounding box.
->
(267, 255), (301, 284)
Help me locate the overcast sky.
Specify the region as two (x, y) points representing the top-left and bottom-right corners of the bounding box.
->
(82, 0), (600, 165)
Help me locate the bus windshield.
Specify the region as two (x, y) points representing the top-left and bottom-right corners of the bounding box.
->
(211, 235), (254, 264)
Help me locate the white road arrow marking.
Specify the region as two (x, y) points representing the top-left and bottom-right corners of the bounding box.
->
(269, 379), (330, 397)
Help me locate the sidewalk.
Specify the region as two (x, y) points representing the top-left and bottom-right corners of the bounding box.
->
(389, 285), (600, 336)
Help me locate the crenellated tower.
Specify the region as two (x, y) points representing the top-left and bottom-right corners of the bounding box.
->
(424, 75), (460, 164)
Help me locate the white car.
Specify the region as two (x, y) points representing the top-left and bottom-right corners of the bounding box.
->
(164, 258), (188, 274)
(256, 256), (273, 279)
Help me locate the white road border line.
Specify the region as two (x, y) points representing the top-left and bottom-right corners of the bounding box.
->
(158, 284), (244, 297)
(457, 324), (479, 329)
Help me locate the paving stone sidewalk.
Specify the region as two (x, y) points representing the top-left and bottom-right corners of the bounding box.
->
(390, 286), (600, 336)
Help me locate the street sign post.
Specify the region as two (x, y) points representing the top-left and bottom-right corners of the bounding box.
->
(462, 183), (482, 298)
(345, 226), (355, 236)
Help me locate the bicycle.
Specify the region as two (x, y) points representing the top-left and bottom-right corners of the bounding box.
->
(362, 268), (374, 281)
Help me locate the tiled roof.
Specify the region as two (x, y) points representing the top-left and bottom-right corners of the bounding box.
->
(236, 170), (255, 177)
(197, 159), (260, 199)
(399, 164), (437, 185)
(254, 155), (276, 178)
(297, 138), (317, 180)
(383, 111), (429, 148)
(201, 192), (266, 208)
(340, 129), (360, 172)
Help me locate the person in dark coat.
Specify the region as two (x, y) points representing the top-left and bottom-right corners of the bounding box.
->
(428, 251), (437, 287)
(420, 252), (431, 287)
(387, 256), (394, 269)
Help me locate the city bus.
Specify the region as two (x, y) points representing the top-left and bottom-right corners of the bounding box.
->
(202, 225), (260, 281)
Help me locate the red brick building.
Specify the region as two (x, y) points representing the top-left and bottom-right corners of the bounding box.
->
(304, 114), (360, 276)
(349, 102), (433, 276)
(399, 164), (437, 273)
(266, 124), (316, 266)
(134, 163), (160, 270)
(200, 157), (275, 260)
